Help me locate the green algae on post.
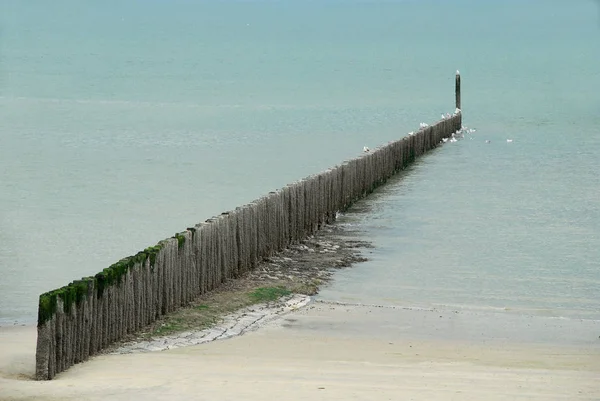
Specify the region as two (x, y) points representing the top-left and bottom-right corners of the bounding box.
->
(37, 278), (93, 325)
(37, 291), (58, 326)
(144, 244), (162, 267)
(174, 232), (186, 248)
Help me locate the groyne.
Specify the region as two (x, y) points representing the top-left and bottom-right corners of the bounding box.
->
(35, 82), (463, 380)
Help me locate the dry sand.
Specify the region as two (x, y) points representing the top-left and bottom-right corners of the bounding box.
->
(1, 301), (600, 401)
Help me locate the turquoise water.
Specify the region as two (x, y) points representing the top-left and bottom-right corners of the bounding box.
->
(1, 0), (599, 328)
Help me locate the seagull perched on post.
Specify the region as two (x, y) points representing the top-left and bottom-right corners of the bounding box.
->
(363, 146), (370, 153)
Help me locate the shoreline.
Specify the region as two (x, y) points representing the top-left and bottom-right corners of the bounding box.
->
(4, 293), (598, 367)
(100, 221), (372, 347)
(2, 302), (599, 400)
(0, 221), (371, 379)
(105, 293), (311, 355)
(2, 221), (599, 399)
(2, 218), (599, 361)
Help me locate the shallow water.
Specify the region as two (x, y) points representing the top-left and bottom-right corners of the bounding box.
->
(1, 0), (599, 333)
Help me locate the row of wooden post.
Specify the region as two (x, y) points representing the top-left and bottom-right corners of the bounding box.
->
(35, 75), (463, 379)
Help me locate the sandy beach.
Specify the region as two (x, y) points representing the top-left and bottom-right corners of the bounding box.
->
(2, 301), (599, 401)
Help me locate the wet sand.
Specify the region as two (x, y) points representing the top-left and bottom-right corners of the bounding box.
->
(1, 302), (599, 401)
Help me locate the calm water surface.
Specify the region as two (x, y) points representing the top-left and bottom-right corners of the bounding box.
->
(1, 1), (599, 336)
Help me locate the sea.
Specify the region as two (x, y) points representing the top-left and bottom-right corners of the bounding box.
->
(1, 0), (599, 343)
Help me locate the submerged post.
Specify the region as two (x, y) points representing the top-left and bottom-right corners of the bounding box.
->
(455, 70), (461, 110)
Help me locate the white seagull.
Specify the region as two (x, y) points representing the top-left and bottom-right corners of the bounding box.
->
(363, 146), (370, 152)
(506, 139), (513, 143)
(419, 122), (429, 129)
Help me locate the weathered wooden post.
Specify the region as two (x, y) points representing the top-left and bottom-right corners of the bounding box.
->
(34, 72), (465, 380)
(455, 70), (461, 110)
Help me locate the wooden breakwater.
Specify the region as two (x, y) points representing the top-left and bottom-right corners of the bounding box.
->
(35, 93), (462, 381)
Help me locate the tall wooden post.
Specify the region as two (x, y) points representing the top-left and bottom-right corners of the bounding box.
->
(455, 70), (461, 110)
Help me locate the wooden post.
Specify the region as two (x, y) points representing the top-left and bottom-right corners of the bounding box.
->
(455, 70), (461, 110)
